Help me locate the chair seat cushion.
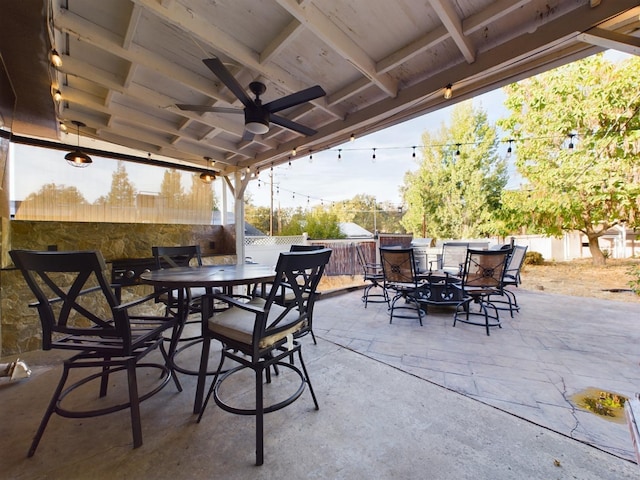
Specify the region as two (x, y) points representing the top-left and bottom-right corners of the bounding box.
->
(208, 298), (303, 348)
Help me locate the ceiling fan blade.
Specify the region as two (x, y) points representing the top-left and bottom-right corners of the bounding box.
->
(176, 104), (243, 114)
(270, 114), (317, 136)
(264, 85), (326, 113)
(203, 57), (254, 108)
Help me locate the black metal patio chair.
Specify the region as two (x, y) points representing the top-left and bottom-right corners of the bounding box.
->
(380, 246), (426, 325)
(453, 248), (511, 335)
(10, 249), (180, 457)
(487, 244), (528, 316)
(196, 248), (332, 465)
(356, 243), (388, 308)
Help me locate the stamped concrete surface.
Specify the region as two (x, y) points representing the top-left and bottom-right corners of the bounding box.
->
(317, 288), (640, 463)
(0, 288), (638, 479)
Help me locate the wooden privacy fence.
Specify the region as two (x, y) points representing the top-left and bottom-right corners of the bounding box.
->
(244, 234), (415, 277)
(308, 234), (414, 276)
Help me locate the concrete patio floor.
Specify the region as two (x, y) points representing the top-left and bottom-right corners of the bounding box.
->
(1, 287), (640, 479)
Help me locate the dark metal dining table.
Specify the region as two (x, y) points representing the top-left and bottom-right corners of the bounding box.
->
(139, 263), (277, 413)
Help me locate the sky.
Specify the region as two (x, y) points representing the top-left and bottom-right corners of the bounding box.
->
(245, 49), (632, 210)
(245, 87), (513, 210)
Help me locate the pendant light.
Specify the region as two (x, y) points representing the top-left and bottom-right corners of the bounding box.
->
(64, 121), (92, 167)
(200, 157), (216, 183)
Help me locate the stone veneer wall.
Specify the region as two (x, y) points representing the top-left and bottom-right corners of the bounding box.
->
(0, 220), (237, 356)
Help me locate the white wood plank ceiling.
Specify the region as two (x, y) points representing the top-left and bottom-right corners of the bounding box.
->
(9, 0), (640, 177)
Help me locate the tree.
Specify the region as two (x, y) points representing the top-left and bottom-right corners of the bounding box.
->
(304, 207), (344, 239)
(160, 169), (185, 209)
(18, 183), (89, 219)
(401, 101), (507, 239)
(22, 183), (88, 205)
(498, 54), (640, 265)
(102, 160), (136, 206)
(329, 194), (405, 234)
(244, 202), (271, 234)
(185, 173), (216, 223)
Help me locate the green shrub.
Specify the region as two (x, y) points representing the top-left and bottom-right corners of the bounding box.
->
(629, 265), (640, 295)
(524, 251), (544, 265)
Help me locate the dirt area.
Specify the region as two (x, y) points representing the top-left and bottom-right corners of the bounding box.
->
(320, 258), (640, 304)
(519, 258), (640, 304)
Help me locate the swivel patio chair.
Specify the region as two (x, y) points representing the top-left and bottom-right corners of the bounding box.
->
(487, 244), (528, 316)
(196, 248), (332, 465)
(152, 245), (223, 375)
(453, 248), (511, 335)
(430, 242), (469, 276)
(253, 244), (326, 344)
(10, 249), (180, 456)
(356, 243), (388, 308)
(380, 246), (426, 326)
(152, 245), (206, 316)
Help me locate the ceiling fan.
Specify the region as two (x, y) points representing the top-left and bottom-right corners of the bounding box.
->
(177, 57), (326, 138)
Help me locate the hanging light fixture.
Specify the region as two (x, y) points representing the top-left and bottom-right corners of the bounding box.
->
(200, 156), (216, 184)
(444, 84), (453, 100)
(64, 121), (92, 167)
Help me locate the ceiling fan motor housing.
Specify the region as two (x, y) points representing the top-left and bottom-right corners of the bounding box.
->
(244, 104), (270, 133)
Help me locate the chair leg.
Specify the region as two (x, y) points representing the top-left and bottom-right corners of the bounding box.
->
(197, 347), (226, 421)
(28, 361), (71, 457)
(99, 359), (111, 397)
(297, 348), (319, 410)
(255, 364), (264, 466)
(159, 341), (182, 392)
(125, 359), (143, 449)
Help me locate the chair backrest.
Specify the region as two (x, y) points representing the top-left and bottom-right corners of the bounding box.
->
(152, 245), (202, 269)
(379, 247), (419, 285)
(441, 242), (469, 273)
(9, 250), (125, 351)
(503, 245), (528, 284)
(289, 244), (324, 252)
(259, 248), (332, 340)
(461, 248), (511, 290)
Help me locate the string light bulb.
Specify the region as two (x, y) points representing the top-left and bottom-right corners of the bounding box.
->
(53, 89), (62, 102)
(350, 134), (355, 142)
(337, 149), (342, 161)
(455, 143), (461, 156)
(50, 49), (62, 68)
(412, 146), (416, 158)
(59, 121), (67, 133)
(506, 139), (514, 158)
(444, 84), (453, 100)
(372, 148), (376, 162)
(292, 147), (297, 156)
(568, 133), (576, 149)
(308, 149), (313, 163)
